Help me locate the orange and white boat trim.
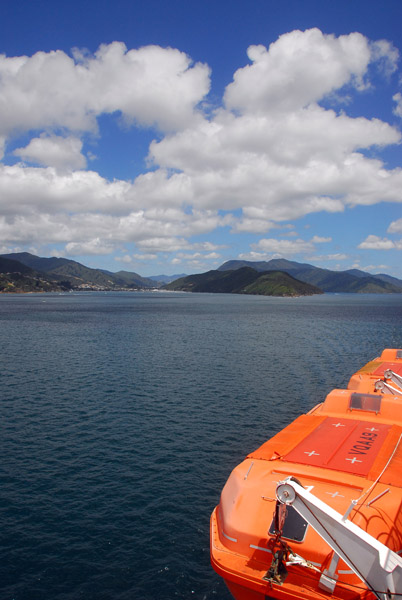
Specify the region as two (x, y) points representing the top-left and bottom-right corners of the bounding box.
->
(210, 349), (402, 600)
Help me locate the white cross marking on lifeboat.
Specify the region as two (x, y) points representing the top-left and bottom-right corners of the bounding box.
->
(304, 450), (320, 457)
(366, 427), (379, 432)
(346, 457), (362, 464)
(332, 423), (345, 427)
(326, 491), (344, 498)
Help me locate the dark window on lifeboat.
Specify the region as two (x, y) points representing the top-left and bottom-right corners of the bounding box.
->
(268, 506), (308, 543)
(397, 350), (402, 359)
(349, 393), (381, 414)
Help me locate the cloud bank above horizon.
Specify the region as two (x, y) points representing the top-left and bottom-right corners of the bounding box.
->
(1, 28), (402, 275)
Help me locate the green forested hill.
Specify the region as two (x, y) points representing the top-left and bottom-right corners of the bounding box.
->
(218, 259), (402, 293)
(0, 256), (72, 292)
(164, 267), (323, 296)
(0, 252), (155, 290)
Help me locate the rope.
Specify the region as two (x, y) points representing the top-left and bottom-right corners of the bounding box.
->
(353, 432), (402, 508)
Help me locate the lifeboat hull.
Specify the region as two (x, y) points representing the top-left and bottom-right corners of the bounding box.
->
(210, 350), (402, 600)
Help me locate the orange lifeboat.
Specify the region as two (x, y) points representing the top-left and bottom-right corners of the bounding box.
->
(210, 350), (402, 600)
(347, 349), (402, 396)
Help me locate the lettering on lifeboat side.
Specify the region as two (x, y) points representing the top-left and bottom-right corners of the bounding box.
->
(284, 419), (391, 476)
(349, 430), (378, 455)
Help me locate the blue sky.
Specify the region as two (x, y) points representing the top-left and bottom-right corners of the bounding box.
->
(1, 0), (402, 277)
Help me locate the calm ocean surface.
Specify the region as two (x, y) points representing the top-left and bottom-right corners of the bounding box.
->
(1, 291), (402, 600)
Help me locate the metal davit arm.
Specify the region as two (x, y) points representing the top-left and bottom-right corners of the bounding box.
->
(374, 380), (402, 397)
(384, 370), (402, 389)
(375, 370), (402, 397)
(276, 478), (402, 600)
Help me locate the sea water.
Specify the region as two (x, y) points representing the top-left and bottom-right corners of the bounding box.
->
(0, 291), (401, 600)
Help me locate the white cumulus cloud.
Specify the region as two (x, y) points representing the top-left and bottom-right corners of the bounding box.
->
(311, 235), (332, 243)
(388, 218), (402, 233)
(65, 238), (116, 255)
(252, 237), (317, 255)
(0, 30), (401, 263)
(0, 42), (210, 139)
(224, 29), (372, 114)
(394, 93), (402, 117)
(14, 135), (86, 171)
(358, 235), (401, 250)
(149, 29), (401, 226)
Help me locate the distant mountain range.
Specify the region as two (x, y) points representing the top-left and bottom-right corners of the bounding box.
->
(148, 273), (187, 284)
(216, 259), (402, 294)
(164, 266), (323, 296)
(1, 252), (401, 294)
(0, 252), (158, 293)
(164, 259), (402, 296)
